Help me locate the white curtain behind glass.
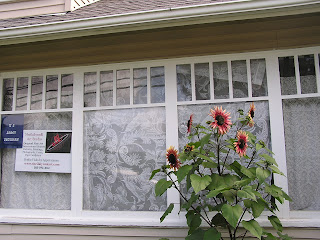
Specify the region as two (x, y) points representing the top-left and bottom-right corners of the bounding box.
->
(283, 98), (320, 210)
(0, 112), (72, 209)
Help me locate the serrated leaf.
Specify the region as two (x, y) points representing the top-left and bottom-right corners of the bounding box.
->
(221, 204), (243, 228)
(202, 161), (218, 169)
(230, 161), (245, 177)
(176, 165), (193, 183)
(268, 215), (283, 232)
(237, 186), (256, 201)
(186, 228), (205, 240)
(251, 199), (266, 218)
(190, 174), (212, 193)
(204, 228), (221, 240)
(256, 168), (271, 183)
(260, 154), (278, 166)
(150, 168), (161, 180)
(242, 219), (263, 239)
(160, 203), (174, 222)
(222, 190), (236, 203)
(269, 165), (285, 176)
(155, 179), (172, 196)
(241, 166), (255, 178)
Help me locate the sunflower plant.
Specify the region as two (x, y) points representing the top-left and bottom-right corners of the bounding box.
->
(150, 104), (292, 240)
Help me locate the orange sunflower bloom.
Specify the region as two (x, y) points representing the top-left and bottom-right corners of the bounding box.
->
(166, 146), (181, 170)
(184, 144), (194, 153)
(247, 103), (255, 127)
(209, 106), (232, 135)
(187, 114), (193, 134)
(234, 130), (249, 157)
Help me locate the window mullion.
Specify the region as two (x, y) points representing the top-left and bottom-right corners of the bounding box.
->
(265, 55), (290, 219)
(164, 62), (180, 215)
(71, 71), (84, 217)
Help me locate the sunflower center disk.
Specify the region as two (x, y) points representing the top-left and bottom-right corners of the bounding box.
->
(239, 139), (246, 149)
(250, 110), (255, 118)
(215, 115), (225, 126)
(168, 154), (177, 165)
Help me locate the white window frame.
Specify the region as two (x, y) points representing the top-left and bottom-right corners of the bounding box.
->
(0, 46), (319, 227)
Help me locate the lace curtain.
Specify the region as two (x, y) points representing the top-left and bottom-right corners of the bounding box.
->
(0, 112), (72, 209)
(83, 107), (167, 211)
(283, 97), (320, 210)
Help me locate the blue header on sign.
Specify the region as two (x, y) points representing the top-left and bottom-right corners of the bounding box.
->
(0, 114), (24, 148)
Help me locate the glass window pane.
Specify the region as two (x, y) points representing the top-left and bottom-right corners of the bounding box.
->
(133, 68), (147, 104)
(16, 77), (28, 111)
(116, 69), (130, 105)
(232, 60), (248, 98)
(83, 107), (167, 211)
(84, 72), (97, 108)
(0, 112), (72, 210)
(177, 64), (192, 101)
(46, 75), (58, 109)
(283, 98), (320, 210)
(279, 56), (297, 95)
(213, 62), (229, 99)
(100, 71), (113, 106)
(31, 76), (43, 110)
(2, 78), (14, 111)
(61, 74), (73, 108)
(195, 63), (210, 100)
(251, 59), (268, 97)
(150, 67), (165, 103)
(299, 55), (317, 94)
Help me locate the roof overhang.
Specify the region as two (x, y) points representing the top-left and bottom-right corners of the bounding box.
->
(0, 0), (320, 46)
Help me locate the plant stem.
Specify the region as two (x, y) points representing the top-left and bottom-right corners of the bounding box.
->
(166, 172), (212, 227)
(221, 148), (231, 174)
(233, 207), (247, 239)
(246, 150), (256, 168)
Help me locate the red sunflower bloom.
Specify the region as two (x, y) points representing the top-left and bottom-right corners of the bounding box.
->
(166, 146), (181, 170)
(247, 103), (255, 127)
(187, 114), (193, 134)
(209, 106), (232, 135)
(234, 130), (249, 157)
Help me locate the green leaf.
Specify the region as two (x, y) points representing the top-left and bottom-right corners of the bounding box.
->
(211, 213), (228, 227)
(230, 161), (245, 177)
(176, 165), (193, 183)
(262, 232), (278, 240)
(208, 151), (216, 158)
(268, 215), (283, 232)
(198, 154), (213, 162)
(182, 192), (198, 210)
(150, 168), (161, 180)
(256, 168), (271, 183)
(252, 199), (267, 218)
(246, 131), (256, 145)
(207, 186), (229, 198)
(256, 143), (264, 151)
(221, 204), (243, 228)
(202, 161), (218, 169)
(186, 211), (202, 234)
(200, 134), (211, 148)
(160, 203), (174, 222)
(242, 219), (263, 240)
(237, 186), (256, 201)
(204, 228), (221, 240)
(155, 179), (172, 196)
(222, 190), (236, 203)
(269, 165), (285, 176)
(277, 231), (291, 240)
(234, 178), (252, 188)
(260, 154), (278, 166)
(241, 166), (255, 178)
(190, 174), (212, 193)
(186, 228), (205, 240)
(281, 190), (292, 201)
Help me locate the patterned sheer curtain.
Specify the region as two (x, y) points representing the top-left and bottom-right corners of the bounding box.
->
(283, 97), (320, 210)
(83, 107), (167, 211)
(0, 112), (72, 209)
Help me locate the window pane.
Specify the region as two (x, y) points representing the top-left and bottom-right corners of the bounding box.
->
(232, 60), (248, 98)
(46, 75), (58, 109)
(61, 74), (73, 108)
(116, 69), (130, 105)
(177, 64), (192, 101)
(84, 72), (97, 107)
(0, 112), (72, 210)
(150, 66), (165, 103)
(16, 77), (28, 111)
(283, 98), (320, 210)
(195, 63), (210, 100)
(299, 55), (317, 94)
(100, 71), (113, 106)
(133, 68), (147, 104)
(279, 56), (297, 95)
(31, 76), (43, 110)
(83, 107), (167, 211)
(251, 59), (268, 97)
(2, 78), (14, 111)
(213, 62), (229, 99)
